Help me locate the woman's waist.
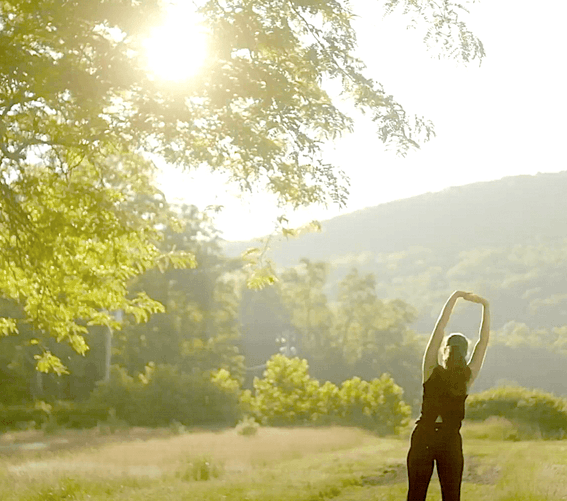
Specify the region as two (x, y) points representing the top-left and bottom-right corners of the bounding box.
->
(415, 416), (463, 431)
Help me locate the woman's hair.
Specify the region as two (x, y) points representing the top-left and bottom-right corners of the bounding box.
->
(441, 333), (471, 394)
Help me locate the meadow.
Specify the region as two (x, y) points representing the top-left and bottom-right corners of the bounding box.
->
(1, 421), (567, 501)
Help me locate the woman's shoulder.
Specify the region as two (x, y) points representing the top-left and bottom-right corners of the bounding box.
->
(424, 364), (443, 384)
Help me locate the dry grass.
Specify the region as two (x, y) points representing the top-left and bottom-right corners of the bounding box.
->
(1, 426), (369, 486)
(5, 424), (567, 501)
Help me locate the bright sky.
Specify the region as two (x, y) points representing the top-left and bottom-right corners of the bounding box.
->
(154, 1), (567, 241)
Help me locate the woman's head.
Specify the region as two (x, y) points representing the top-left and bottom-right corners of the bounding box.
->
(441, 333), (471, 394)
(442, 333), (469, 369)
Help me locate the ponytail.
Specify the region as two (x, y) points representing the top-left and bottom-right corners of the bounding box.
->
(442, 333), (471, 395)
(446, 344), (467, 370)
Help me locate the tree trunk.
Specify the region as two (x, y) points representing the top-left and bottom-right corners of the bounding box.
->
(104, 325), (112, 381)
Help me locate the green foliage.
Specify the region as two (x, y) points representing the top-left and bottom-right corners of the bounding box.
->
(461, 417), (521, 441)
(279, 259), (332, 356)
(0, 401), (110, 432)
(336, 375), (411, 434)
(0, 0), (483, 371)
(169, 420), (188, 435)
(235, 415), (260, 436)
(242, 355), (322, 426)
(89, 364), (241, 427)
(246, 267), (278, 291)
(383, 0), (485, 63)
(96, 408), (129, 435)
(115, 205), (245, 384)
(242, 355), (410, 434)
(276, 263), (422, 405)
(332, 269), (418, 365)
(88, 366), (140, 425)
(41, 414), (60, 436)
(0, 158), (195, 373)
(467, 386), (567, 438)
(0, 317), (17, 336)
(0, 404), (43, 431)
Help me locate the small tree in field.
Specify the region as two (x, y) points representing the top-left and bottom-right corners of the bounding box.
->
(337, 375), (411, 434)
(241, 354), (321, 425)
(241, 354), (410, 434)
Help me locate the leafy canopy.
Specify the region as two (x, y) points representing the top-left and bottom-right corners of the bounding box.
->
(0, 0), (483, 362)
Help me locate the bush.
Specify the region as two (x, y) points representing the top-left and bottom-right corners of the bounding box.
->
(235, 415), (259, 436)
(241, 355), (322, 426)
(0, 401), (109, 432)
(0, 405), (44, 431)
(467, 386), (567, 438)
(461, 417), (521, 441)
(88, 366), (143, 424)
(337, 375), (411, 434)
(50, 401), (110, 429)
(241, 355), (411, 434)
(90, 364), (241, 428)
(169, 420), (188, 435)
(96, 408), (129, 435)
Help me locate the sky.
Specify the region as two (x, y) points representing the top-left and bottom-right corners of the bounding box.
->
(156, 0), (567, 241)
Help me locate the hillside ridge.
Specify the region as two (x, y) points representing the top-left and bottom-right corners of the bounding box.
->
(224, 171), (567, 265)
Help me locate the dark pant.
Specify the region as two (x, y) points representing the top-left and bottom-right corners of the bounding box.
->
(406, 424), (464, 501)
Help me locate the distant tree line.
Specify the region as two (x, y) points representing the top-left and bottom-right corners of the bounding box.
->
(240, 258), (423, 406)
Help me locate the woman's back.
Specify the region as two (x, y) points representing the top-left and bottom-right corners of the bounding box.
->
(417, 365), (469, 430)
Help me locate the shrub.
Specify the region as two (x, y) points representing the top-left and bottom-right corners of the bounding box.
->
(90, 364), (241, 428)
(97, 408), (129, 435)
(0, 405), (44, 431)
(88, 366), (142, 423)
(0, 401), (109, 432)
(461, 417), (521, 441)
(169, 420), (187, 435)
(467, 386), (567, 438)
(41, 414), (60, 435)
(236, 415), (259, 436)
(241, 355), (411, 434)
(337, 375), (411, 434)
(50, 401), (110, 429)
(242, 355), (322, 426)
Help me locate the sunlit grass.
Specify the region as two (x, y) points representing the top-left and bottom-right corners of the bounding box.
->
(3, 424), (567, 500)
(0, 426), (369, 500)
(3, 426), (368, 478)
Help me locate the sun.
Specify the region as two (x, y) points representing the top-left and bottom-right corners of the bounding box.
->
(144, 2), (208, 82)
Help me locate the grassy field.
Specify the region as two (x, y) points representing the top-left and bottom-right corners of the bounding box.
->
(1, 422), (567, 501)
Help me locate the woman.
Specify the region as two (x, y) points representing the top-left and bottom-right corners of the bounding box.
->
(406, 290), (490, 501)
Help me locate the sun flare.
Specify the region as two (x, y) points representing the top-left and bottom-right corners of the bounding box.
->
(144, 3), (208, 81)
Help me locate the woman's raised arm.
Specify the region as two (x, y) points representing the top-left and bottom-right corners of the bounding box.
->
(464, 294), (490, 386)
(423, 291), (466, 382)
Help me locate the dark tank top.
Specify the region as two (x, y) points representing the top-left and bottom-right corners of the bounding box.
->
(416, 365), (468, 431)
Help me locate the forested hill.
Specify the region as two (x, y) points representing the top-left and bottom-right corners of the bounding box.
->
(228, 170), (567, 345)
(227, 171), (567, 265)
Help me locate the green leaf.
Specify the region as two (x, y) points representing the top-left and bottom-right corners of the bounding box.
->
(246, 268), (278, 290)
(0, 318), (18, 336)
(34, 352), (69, 375)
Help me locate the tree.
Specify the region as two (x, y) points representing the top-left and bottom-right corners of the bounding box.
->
(279, 259), (332, 355)
(331, 268), (422, 403)
(239, 280), (293, 385)
(0, 156), (195, 372)
(0, 0), (483, 361)
(114, 205), (244, 381)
